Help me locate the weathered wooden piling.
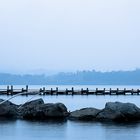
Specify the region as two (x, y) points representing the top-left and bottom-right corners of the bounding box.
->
(116, 88), (119, 95)
(66, 88), (68, 95)
(131, 89), (134, 95)
(124, 88), (126, 95)
(103, 88), (106, 94)
(26, 85), (28, 92)
(81, 88), (83, 95)
(56, 87), (58, 95)
(21, 88), (24, 92)
(11, 85), (13, 95)
(86, 88), (89, 95)
(137, 89), (139, 95)
(39, 88), (42, 92)
(7, 86), (10, 95)
(109, 88), (112, 95)
(72, 87), (74, 95)
(95, 88), (98, 95)
(51, 88), (53, 95)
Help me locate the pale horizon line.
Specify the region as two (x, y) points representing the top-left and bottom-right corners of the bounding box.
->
(0, 68), (139, 76)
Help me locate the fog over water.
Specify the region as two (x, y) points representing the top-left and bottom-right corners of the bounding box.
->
(0, 0), (140, 74)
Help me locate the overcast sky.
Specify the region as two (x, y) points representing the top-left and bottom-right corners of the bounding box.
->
(0, 0), (140, 74)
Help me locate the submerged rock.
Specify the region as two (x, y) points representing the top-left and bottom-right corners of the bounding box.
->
(0, 99), (18, 118)
(96, 102), (140, 122)
(69, 108), (101, 121)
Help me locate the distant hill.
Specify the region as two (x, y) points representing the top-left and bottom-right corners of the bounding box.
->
(0, 69), (140, 85)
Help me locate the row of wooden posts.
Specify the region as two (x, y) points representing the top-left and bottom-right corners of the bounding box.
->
(39, 87), (140, 95)
(0, 86), (140, 95)
(0, 85), (29, 94)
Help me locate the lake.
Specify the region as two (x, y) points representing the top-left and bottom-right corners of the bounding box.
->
(0, 85), (140, 140)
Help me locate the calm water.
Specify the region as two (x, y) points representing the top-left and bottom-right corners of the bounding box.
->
(0, 85), (140, 140)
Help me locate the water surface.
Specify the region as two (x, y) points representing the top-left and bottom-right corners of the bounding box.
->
(0, 85), (140, 140)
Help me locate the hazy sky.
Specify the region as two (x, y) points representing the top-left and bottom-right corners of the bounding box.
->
(0, 0), (140, 74)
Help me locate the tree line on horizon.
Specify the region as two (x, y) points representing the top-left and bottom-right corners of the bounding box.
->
(0, 69), (140, 85)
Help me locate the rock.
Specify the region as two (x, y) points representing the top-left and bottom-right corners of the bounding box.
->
(0, 99), (18, 118)
(39, 103), (69, 118)
(0, 98), (140, 122)
(19, 99), (69, 120)
(18, 98), (44, 118)
(96, 102), (140, 122)
(22, 98), (44, 107)
(69, 108), (101, 121)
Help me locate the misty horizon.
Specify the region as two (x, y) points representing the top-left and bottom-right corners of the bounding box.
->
(0, 68), (140, 76)
(0, 0), (140, 73)
(0, 69), (140, 85)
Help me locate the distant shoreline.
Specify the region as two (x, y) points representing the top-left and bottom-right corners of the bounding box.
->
(1, 69), (140, 85)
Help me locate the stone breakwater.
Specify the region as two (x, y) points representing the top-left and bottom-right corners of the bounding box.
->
(0, 98), (140, 122)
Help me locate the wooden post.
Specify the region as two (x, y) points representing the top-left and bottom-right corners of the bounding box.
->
(131, 89), (134, 95)
(124, 88), (126, 95)
(103, 88), (106, 95)
(51, 88), (53, 95)
(43, 87), (45, 91)
(7, 86), (9, 95)
(56, 87), (58, 91)
(116, 88), (119, 95)
(39, 88), (42, 92)
(11, 85), (13, 95)
(72, 87), (74, 95)
(81, 88), (83, 95)
(43, 87), (45, 95)
(26, 85), (28, 92)
(21, 88), (24, 92)
(110, 88), (112, 95)
(86, 88), (89, 95)
(96, 88), (98, 95)
(56, 87), (58, 95)
(137, 89), (139, 95)
(138, 89), (140, 95)
(66, 88), (68, 95)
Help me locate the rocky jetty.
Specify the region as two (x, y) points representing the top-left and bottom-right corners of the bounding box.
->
(70, 102), (140, 122)
(0, 99), (140, 122)
(0, 99), (69, 120)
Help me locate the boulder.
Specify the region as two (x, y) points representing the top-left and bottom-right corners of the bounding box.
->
(96, 102), (140, 122)
(69, 108), (101, 121)
(0, 98), (140, 122)
(19, 99), (69, 120)
(39, 103), (69, 118)
(21, 98), (44, 108)
(0, 99), (18, 118)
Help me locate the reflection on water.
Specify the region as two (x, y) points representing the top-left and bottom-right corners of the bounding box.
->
(0, 120), (140, 140)
(101, 122), (140, 140)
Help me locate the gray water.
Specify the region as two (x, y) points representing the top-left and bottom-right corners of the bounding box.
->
(0, 85), (140, 140)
